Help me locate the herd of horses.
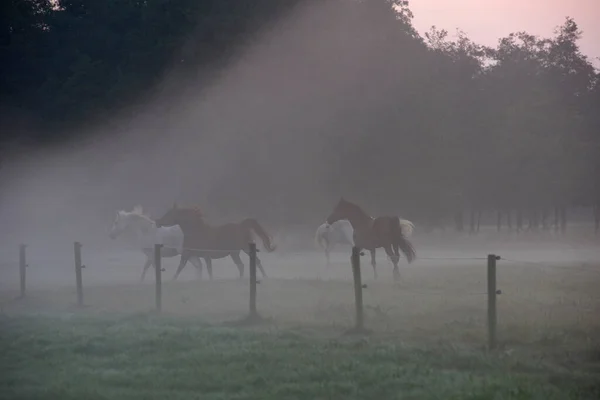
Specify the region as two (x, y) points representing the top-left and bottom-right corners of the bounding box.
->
(109, 199), (417, 282)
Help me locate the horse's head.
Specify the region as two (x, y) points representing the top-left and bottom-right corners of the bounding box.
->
(156, 203), (203, 228)
(110, 207), (153, 239)
(326, 197), (350, 225)
(109, 210), (129, 239)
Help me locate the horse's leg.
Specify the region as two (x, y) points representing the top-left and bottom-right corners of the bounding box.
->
(370, 249), (377, 280)
(231, 252), (245, 279)
(239, 248), (267, 278)
(324, 238), (331, 266)
(256, 255), (268, 279)
(189, 256), (203, 280)
(385, 244), (401, 282)
(140, 256), (153, 282)
(173, 250), (190, 281)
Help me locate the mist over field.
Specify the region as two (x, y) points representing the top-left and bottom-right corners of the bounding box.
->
(1, 1), (599, 399)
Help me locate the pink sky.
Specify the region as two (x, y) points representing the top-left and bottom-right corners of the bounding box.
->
(410, 0), (600, 63)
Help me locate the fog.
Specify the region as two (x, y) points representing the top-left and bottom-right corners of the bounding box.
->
(0, 1), (599, 294)
(0, 2), (370, 247)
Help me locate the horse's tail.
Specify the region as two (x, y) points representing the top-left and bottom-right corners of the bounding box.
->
(241, 218), (277, 252)
(391, 217), (416, 263)
(399, 218), (415, 237)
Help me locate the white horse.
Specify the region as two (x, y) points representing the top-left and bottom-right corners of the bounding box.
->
(315, 220), (355, 265)
(315, 218), (415, 265)
(109, 206), (203, 282)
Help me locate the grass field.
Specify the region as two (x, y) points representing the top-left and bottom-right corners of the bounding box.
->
(1, 245), (600, 399)
(1, 314), (599, 400)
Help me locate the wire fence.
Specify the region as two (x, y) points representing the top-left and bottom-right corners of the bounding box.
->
(1, 241), (598, 349)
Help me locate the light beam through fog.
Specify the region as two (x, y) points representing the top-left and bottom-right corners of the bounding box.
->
(0, 0), (598, 290)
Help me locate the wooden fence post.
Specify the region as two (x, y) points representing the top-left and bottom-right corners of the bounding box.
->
(74, 242), (84, 307)
(487, 254), (500, 350)
(248, 242), (259, 320)
(19, 244), (27, 298)
(351, 246), (365, 332)
(154, 244), (163, 312)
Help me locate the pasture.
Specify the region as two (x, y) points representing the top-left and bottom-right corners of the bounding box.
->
(1, 235), (600, 399)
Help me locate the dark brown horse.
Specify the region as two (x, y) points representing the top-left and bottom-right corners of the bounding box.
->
(155, 204), (276, 280)
(325, 198), (416, 281)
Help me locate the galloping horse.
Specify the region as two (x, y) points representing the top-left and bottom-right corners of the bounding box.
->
(109, 206), (203, 282)
(155, 204), (276, 281)
(325, 198), (416, 281)
(315, 219), (415, 265)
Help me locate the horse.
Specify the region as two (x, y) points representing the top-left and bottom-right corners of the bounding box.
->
(325, 198), (416, 281)
(315, 220), (355, 265)
(109, 206), (204, 282)
(315, 218), (414, 265)
(155, 203), (276, 281)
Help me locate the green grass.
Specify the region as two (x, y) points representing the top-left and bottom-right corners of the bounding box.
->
(1, 314), (598, 400)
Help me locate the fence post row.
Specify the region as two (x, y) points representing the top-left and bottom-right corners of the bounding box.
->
(487, 254), (499, 350)
(74, 242), (84, 307)
(351, 246), (364, 332)
(248, 242), (258, 319)
(16, 242), (504, 346)
(154, 244), (163, 312)
(19, 244), (27, 298)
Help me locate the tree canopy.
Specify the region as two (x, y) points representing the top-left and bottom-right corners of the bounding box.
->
(1, 0), (599, 227)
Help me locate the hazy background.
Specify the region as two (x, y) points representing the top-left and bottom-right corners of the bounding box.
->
(0, 0), (599, 275)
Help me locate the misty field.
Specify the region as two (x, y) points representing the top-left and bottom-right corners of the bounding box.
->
(0, 314), (598, 400)
(1, 245), (599, 399)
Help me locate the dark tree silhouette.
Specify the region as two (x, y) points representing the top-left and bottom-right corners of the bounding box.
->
(1, 1), (598, 231)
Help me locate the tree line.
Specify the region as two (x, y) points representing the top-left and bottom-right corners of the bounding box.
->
(2, 0), (599, 233)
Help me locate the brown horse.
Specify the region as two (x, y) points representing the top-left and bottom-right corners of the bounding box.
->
(155, 204), (276, 280)
(325, 198), (416, 281)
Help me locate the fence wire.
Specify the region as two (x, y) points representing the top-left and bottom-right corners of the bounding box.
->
(498, 256), (600, 274)
(417, 256), (487, 261)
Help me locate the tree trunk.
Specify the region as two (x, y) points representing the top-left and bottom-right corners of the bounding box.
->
(529, 210), (539, 231)
(469, 209), (476, 234)
(496, 211), (502, 232)
(541, 209), (549, 230)
(516, 210), (523, 232)
(454, 211), (464, 232)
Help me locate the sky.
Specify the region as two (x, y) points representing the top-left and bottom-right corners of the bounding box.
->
(410, 0), (600, 63)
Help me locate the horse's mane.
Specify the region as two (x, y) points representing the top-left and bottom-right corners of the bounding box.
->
(120, 208), (156, 225)
(177, 205), (204, 218)
(340, 199), (370, 219)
